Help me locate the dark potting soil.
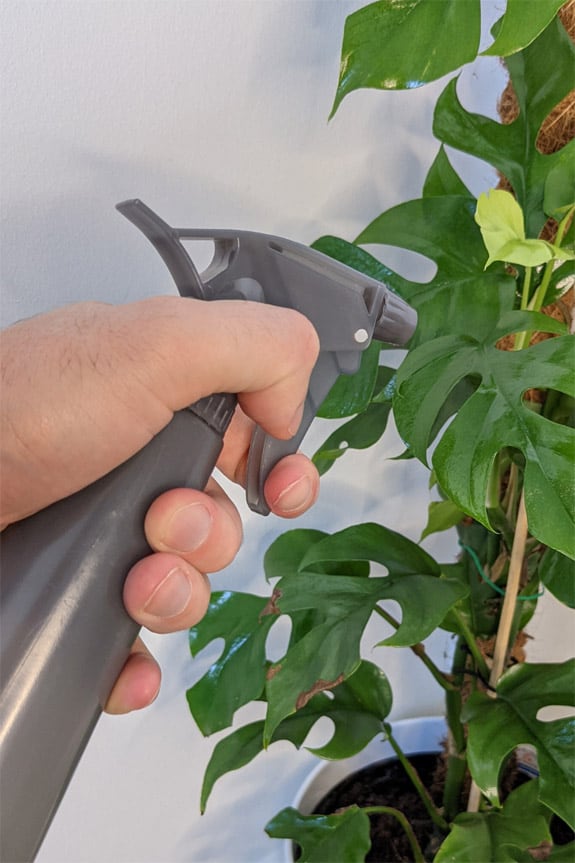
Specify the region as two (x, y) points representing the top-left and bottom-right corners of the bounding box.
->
(311, 753), (574, 863)
(313, 754), (442, 862)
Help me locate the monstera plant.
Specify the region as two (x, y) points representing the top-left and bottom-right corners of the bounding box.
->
(186, 2), (575, 860)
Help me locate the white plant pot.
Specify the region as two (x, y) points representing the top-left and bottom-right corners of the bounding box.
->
(283, 715), (446, 863)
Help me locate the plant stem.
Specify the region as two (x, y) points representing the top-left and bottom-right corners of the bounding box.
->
(374, 606), (457, 692)
(450, 610), (490, 682)
(520, 266), (533, 311)
(363, 806), (425, 863)
(442, 637), (468, 820)
(467, 490), (530, 813)
(384, 723), (449, 832)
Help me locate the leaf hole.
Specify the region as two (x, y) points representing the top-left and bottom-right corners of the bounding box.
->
(265, 614), (293, 663)
(536, 705), (575, 722)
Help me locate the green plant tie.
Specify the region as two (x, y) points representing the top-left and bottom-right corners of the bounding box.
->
(458, 542), (544, 601)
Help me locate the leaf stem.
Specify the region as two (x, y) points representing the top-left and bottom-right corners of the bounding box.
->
(450, 609), (490, 682)
(520, 266), (533, 311)
(363, 806), (424, 863)
(374, 606), (457, 692)
(384, 723), (449, 833)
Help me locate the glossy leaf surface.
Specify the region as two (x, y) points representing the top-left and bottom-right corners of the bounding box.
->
(463, 660), (575, 829)
(483, 0), (566, 56)
(313, 367), (395, 476)
(433, 18), (575, 236)
(394, 309), (575, 558)
(330, 0), (480, 115)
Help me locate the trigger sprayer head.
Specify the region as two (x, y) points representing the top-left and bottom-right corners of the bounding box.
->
(373, 289), (418, 346)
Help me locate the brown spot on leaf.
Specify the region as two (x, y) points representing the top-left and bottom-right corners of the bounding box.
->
(295, 674), (345, 710)
(259, 588), (282, 621)
(266, 664), (282, 681)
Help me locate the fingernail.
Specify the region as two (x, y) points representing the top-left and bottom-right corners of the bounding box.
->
(161, 503), (212, 553)
(272, 475), (313, 514)
(143, 566), (192, 619)
(287, 401), (305, 437)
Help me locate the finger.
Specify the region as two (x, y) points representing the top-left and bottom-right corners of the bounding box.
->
(143, 480), (243, 573)
(264, 452), (320, 518)
(104, 637), (161, 715)
(122, 552), (211, 635)
(213, 407), (319, 517)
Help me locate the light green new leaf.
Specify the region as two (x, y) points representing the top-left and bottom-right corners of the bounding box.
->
(463, 660), (575, 829)
(475, 190), (554, 268)
(395, 315), (575, 558)
(186, 591), (275, 735)
(266, 806), (371, 862)
(435, 781), (551, 862)
(483, 0), (566, 57)
(330, 0), (480, 116)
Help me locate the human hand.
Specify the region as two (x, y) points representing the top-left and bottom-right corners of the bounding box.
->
(0, 297), (320, 712)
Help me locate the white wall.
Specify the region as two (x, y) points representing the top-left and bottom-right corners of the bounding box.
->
(2, 2), (553, 862)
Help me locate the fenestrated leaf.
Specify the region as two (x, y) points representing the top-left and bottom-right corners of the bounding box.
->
(186, 591), (276, 735)
(264, 528), (369, 581)
(434, 780), (551, 862)
(313, 367), (395, 475)
(483, 0), (566, 57)
(200, 658), (393, 810)
(299, 522), (440, 578)
(433, 18), (575, 236)
(394, 302), (575, 558)
(463, 660), (575, 829)
(420, 499), (465, 541)
(308, 660), (392, 759)
(330, 0), (480, 116)
(264, 529), (328, 581)
(264, 566), (467, 741)
(539, 547), (575, 608)
(266, 805), (371, 862)
(356, 195), (517, 348)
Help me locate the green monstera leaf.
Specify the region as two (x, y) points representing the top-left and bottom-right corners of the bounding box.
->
(483, 0), (567, 57)
(433, 16), (575, 236)
(394, 291), (574, 558)
(330, 0), (480, 115)
(263, 523), (467, 741)
(463, 660), (575, 830)
(266, 806), (372, 863)
(200, 660), (392, 811)
(187, 591), (274, 734)
(434, 781), (551, 862)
